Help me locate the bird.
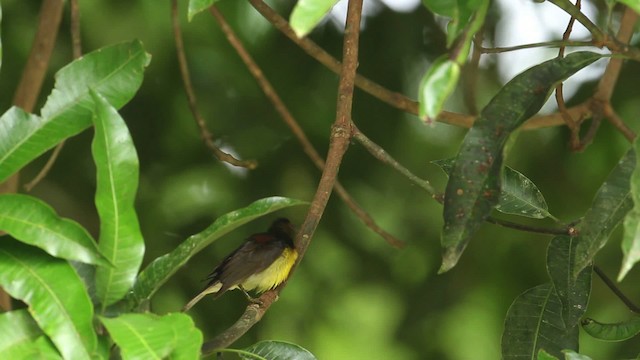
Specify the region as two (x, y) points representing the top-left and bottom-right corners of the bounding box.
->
(182, 218), (298, 311)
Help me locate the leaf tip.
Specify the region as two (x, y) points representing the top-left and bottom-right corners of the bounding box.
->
(438, 246), (462, 274)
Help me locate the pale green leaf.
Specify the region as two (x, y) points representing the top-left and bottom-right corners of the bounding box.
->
(419, 56), (460, 122)
(242, 340), (317, 360)
(290, 0), (339, 38)
(188, 0), (218, 21)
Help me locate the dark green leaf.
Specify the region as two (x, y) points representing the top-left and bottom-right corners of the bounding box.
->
(0, 309), (59, 358)
(290, 0), (339, 38)
(242, 340), (317, 360)
(0, 194), (107, 266)
(547, 236), (591, 329)
(573, 148), (635, 277)
(419, 56), (461, 122)
(91, 91), (145, 309)
(581, 316), (640, 342)
(432, 158), (552, 219)
(188, 0), (218, 21)
(502, 283), (578, 359)
(0, 242), (97, 360)
(619, 138), (640, 280)
(129, 197), (307, 306)
(100, 313), (202, 360)
(0, 40), (150, 183)
(440, 52), (603, 273)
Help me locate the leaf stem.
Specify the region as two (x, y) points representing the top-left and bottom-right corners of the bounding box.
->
(594, 265), (640, 314)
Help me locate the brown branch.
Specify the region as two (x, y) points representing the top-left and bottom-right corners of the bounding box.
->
(24, 142), (65, 192)
(462, 29), (484, 115)
(170, 0), (257, 169)
(547, 0), (604, 41)
(202, 0), (363, 353)
(208, 4), (402, 248)
(604, 104), (635, 142)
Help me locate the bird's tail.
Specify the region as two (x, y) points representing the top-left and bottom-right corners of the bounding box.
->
(182, 291), (209, 312)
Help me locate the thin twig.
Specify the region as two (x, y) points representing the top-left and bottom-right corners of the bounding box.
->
(485, 217), (576, 236)
(480, 40), (595, 54)
(208, 4), (403, 248)
(462, 29), (484, 115)
(202, 0), (363, 352)
(24, 142), (65, 192)
(594, 265), (640, 314)
(547, 0), (604, 41)
(170, 0), (257, 169)
(604, 103), (635, 142)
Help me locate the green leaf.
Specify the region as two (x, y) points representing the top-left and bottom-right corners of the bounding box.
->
(0, 194), (107, 266)
(129, 197), (307, 307)
(242, 340), (317, 360)
(421, 0), (456, 17)
(439, 51), (603, 273)
(619, 138), (640, 280)
(502, 283), (578, 359)
(100, 313), (202, 360)
(91, 91), (145, 309)
(0, 242), (97, 360)
(538, 349), (559, 360)
(450, 0), (489, 65)
(0, 40), (150, 183)
(432, 158), (552, 219)
(290, 0), (339, 38)
(418, 56), (461, 122)
(188, 0), (218, 21)
(617, 0), (640, 15)
(581, 316), (640, 342)
(0, 309), (60, 359)
(573, 148), (635, 277)
(546, 236), (591, 329)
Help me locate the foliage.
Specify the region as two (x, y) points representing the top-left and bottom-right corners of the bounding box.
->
(1, 0), (640, 359)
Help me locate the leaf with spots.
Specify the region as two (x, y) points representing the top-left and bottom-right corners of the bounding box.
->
(440, 51), (603, 273)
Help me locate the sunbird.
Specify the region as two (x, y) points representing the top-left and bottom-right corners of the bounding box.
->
(182, 218), (298, 311)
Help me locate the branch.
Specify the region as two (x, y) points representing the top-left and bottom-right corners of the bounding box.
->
(201, 0), (363, 352)
(547, 0), (604, 41)
(594, 266), (640, 314)
(171, 0), (257, 169)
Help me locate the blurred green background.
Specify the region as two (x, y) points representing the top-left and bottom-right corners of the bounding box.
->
(2, 0), (640, 358)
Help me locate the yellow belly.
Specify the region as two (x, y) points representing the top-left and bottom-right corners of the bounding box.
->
(240, 247), (298, 293)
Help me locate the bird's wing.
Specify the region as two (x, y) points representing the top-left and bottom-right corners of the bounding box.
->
(206, 234), (286, 294)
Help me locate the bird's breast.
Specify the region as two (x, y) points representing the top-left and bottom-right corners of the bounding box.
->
(241, 247), (298, 293)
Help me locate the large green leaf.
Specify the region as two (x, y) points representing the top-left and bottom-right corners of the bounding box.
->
(581, 316), (640, 342)
(0, 309), (60, 359)
(573, 148), (635, 277)
(100, 313), (202, 360)
(290, 0), (340, 38)
(242, 340), (317, 360)
(432, 158), (552, 219)
(546, 236), (591, 329)
(619, 138), (640, 280)
(0, 194), (107, 266)
(616, 0), (640, 15)
(91, 91), (145, 310)
(0, 40), (150, 183)
(129, 196), (307, 307)
(0, 242), (97, 360)
(440, 52), (603, 273)
(502, 283), (578, 359)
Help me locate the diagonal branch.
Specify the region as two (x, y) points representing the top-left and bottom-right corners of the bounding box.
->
(201, 0), (364, 352)
(171, 0), (257, 169)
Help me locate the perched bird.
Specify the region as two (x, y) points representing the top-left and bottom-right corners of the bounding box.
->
(182, 218), (298, 311)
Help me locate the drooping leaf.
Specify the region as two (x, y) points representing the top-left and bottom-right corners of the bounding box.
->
(129, 197), (307, 307)
(0, 242), (97, 360)
(100, 313), (202, 360)
(432, 158), (552, 219)
(422, 0), (487, 46)
(290, 0), (340, 38)
(440, 52), (603, 273)
(0, 309), (60, 359)
(0, 194), (107, 266)
(242, 340), (318, 360)
(581, 316), (640, 342)
(546, 236), (591, 329)
(619, 138), (640, 280)
(573, 148), (635, 277)
(91, 91), (145, 309)
(419, 56), (461, 122)
(188, 0), (218, 21)
(0, 40), (150, 183)
(502, 283), (579, 359)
